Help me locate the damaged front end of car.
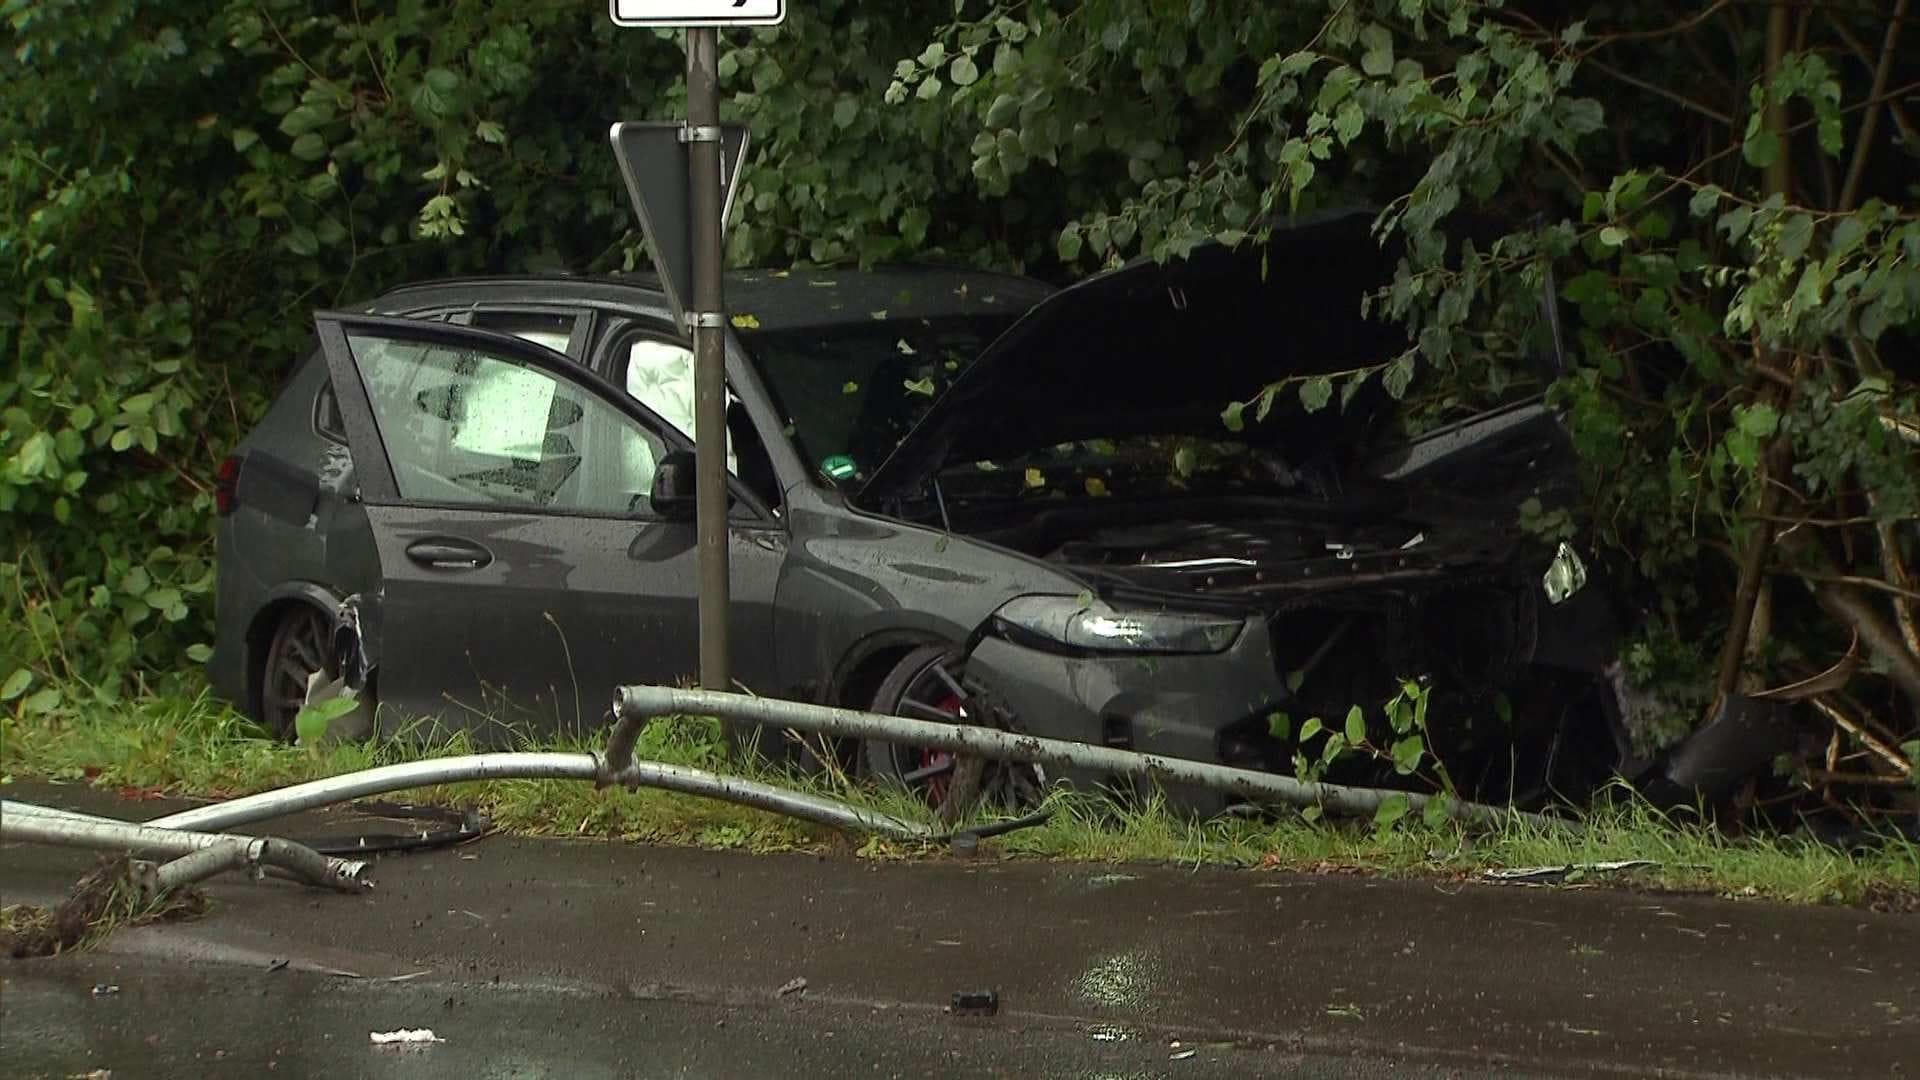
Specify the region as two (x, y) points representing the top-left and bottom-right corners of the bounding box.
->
(857, 211), (1633, 814)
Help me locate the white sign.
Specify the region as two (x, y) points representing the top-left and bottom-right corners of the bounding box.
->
(609, 0), (785, 26)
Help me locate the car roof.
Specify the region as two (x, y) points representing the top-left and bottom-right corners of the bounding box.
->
(372, 265), (1054, 332)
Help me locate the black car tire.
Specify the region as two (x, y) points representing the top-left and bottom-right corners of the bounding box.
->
(259, 604), (335, 740)
(864, 643), (1040, 824)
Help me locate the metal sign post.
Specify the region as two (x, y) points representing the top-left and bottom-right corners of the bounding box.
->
(609, 2), (784, 694)
(684, 28), (730, 694)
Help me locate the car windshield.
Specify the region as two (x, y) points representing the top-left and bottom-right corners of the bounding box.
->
(737, 315), (1019, 483)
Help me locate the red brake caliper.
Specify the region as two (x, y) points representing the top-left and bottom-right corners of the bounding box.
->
(918, 691), (964, 804)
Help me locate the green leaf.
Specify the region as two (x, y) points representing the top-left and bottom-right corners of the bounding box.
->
(950, 56), (979, 87)
(1298, 375), (1333, 412)
(285, 225), (319, 257)
(1687, 185), (1723, 218)
(1830, 215), (1868, 259)
(1301, 805), (1323, 823)
(1381, 355), (1415, 399)
(1718, 206), (1755, 243)
(1373, 793), (1411, 830)
(1742, 130), (1780, 169)
(1333, 101), (1364, 145)
(21, 687), (63, 716)
(1735, 402), (1779, 438)
(1422, 795), (1453, 828)
(1343, 705), (1367, 747)
(1391, 735), (1425, 775)
(289, 132), (326, 162)
(985, 93), (1019, 128)
(1057, 223), (1084, 262)
(294, 695), (361, 745)
(1598, 226), (1630, 248)
(186, 644), (214, 663)
(1, 669), (33, 702)
(1725, 428), (1761, 471)
(1320, 732), (1347, 764)
(832, 98), (859, 129)
(1777, 214), (1813, 264)
(1358, 24), (1394, 77)
(231, 128), (259, 153)
(729, 313), (761, 329)
(1267, 711), (1292, 739)
(1299, 717), (1324, 742)
(277, 103), (331, 138)
(1221, 401), (1246, 432)
(16, 432), (52, 477)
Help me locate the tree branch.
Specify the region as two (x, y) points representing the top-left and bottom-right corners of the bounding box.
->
(1585, 0), (1737, 48)
(1584, 57), (1733, 125)
(1814, 583), (1920, 707)
(1839, 0), (1911, 211)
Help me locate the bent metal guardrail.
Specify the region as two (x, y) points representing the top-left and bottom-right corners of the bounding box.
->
(612, 685), (1550, 831)
(4, 684), (1546, 907)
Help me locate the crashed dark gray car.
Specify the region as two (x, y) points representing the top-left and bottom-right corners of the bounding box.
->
(211, 210), (1626, 813)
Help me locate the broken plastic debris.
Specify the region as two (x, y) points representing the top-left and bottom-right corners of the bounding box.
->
(949, 990), (999, 1017)
(776, 976), (808, 997)
(1483, 860), (1656, 883)
(1541, 541), (1588, 604)
(369, 1029), (444, 1046)
(1171, 1049), (1197, 1061)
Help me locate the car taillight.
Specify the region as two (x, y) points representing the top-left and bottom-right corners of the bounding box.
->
(215, 455), (241, 516)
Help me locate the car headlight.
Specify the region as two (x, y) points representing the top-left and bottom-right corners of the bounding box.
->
(992, 595), (1244, 655)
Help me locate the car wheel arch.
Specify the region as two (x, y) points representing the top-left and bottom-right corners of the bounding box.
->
(243, 583), (347, 717)
(828, 629), (953, 712)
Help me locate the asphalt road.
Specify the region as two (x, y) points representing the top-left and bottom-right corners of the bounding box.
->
(2, 782), (1914, 1078)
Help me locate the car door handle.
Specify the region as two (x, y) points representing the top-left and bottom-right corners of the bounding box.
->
(404, 539), (493, 571)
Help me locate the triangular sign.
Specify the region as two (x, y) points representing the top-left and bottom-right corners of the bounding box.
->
(609, 121), (751, 329)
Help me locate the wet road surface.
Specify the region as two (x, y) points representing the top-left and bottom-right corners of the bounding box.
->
(2, 782), (1914, 1077)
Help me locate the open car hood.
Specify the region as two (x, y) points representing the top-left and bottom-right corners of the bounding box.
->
(858, 208), (1407, 504)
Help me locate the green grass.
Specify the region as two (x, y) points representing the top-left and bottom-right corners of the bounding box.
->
(4, 690), (1915, 910)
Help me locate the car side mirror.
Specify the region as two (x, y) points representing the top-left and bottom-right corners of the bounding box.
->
(650, 450), (698, 522)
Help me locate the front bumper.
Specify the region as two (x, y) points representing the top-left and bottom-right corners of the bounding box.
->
(965, 615), (1290, 815)
(965, 565), (1624, 814)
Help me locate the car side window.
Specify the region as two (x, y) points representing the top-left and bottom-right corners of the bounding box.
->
(315, 381), (347, 444)
(622, 336), (738, 474)
(346, 333), (666, 516)
(465, 311), (576, 358)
